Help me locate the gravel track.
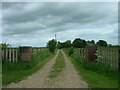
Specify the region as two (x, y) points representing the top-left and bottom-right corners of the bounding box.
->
(44, 50), (88, 88)
(4, 49), (89, 88)
(4, 50), (59, 88)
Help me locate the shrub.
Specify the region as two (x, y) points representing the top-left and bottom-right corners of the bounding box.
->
(69, 46), (74, 55)
(47, 39), (57, 53)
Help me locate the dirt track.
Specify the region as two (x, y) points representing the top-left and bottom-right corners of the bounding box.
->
(4, 49), (88, 88)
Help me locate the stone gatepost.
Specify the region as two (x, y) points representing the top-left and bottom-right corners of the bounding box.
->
(85, 45), (97, 62)
(19, 46), (32, 62)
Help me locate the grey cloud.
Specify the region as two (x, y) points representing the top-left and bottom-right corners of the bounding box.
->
(2, 2), (118, 46)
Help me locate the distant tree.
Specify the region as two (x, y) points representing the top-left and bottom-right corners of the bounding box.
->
(82, 40), (87, 47)
(72, 38), (82, 48)
(0, 43), (10, 49)
(47, 39), (57, 53)
(87, 40), (95, 45)
(108, 44), (112, 46)
(57, 40), (72, 49)
(96, 40), (107, 46)
(57, 41), (62, 49)
(64, 40), (72, 48)
(59, 42), (64, 48)
(91, 40), (95, 44)
(72, 38), (87, 48)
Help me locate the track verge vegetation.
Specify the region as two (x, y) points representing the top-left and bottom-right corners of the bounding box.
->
(63, 48), (118, 88)
(48, 49), (65, 78)
(3, 50), (57, 86)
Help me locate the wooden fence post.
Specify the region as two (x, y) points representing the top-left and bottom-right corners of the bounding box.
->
(0, 49), (1, 63)
(118, 48), (120, 70)
(9, 49), (11, 62)
(16, 48), (18, 62)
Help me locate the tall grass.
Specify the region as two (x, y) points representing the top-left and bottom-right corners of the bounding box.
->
(63, 48), (118, 88)
(76, 56), (117, 77)
(64, 48), (118, 77)
(3, 50), (50, 72)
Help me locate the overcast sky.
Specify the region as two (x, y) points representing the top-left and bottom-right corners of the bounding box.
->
(1, 2), (118, 47)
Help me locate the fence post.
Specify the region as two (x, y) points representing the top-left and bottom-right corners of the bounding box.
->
(118, 47), (120, 70)
(9, 49), (11, 62)
(0, 49), (1, 63)
(16, 48), (18, 62)
(85, 45), (97, 62)
(19, 46), (32, 62)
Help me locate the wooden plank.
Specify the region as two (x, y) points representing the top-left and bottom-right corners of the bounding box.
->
(16, 49), (18, 62)
(12, 49), (14, 62)
(5, 49), (7, 59)
(9, 49), (11, 62)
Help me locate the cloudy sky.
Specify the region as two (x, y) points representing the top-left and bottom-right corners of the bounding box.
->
(2, 2), (118, 47)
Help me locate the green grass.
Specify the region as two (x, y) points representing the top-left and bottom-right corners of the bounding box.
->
(0, 64), (2, 86)
(71, 54), (118, 77)
(48, 50), (65, 78)
(63, 49), (118, 88)
(2, 50), (56, 86)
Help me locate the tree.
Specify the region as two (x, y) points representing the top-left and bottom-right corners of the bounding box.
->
(91, 40), (95, 44)
(47, 39), (57, 53)
(72, 38), (87, 48)
(0, 43), (10, 49)
(87, 40), (95, 45)
(82, 40), (87, 47)
(60, 42), (65, 48)
(108, 44), (112, 46)
(64, 40), (72, 48)
(57, 41), (62, 49)
(96, 40), (107, 46)
(57, 40), (72, 49)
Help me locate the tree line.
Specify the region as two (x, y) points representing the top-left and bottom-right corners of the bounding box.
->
(47, 38), (108, 53)
(0, 38), (108, 53)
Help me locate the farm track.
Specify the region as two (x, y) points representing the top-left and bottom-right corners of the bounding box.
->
(4, 49), (88, 88)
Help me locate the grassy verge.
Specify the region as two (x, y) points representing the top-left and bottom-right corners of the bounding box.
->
(2, 50), (56, 86)
(0, 64), (1, 87)
(63, 49), (118, 88)
(48, 50), (65, 78)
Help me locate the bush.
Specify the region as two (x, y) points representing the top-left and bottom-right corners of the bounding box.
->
(69, 46), (74, 55)
(47, 39), (57, 53)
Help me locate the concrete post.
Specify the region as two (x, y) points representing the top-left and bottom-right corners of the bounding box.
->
(19, 46), (32, 62)
(85, 45), (97, 62)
